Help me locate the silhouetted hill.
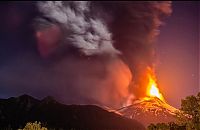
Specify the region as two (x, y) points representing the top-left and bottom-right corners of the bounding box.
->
(0, 95), (145, 130)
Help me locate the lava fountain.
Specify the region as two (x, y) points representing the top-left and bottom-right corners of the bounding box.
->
(145, 67), (165, 102)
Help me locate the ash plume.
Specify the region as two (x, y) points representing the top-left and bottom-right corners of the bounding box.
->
(35, 1), (120, 57)
(102, 1), (172, 98)
(0, 1), (172, 109)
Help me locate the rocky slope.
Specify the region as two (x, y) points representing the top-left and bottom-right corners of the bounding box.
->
(118, 97), (179, 127)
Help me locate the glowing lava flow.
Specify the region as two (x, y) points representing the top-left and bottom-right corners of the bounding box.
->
(146, 68), (165, 102)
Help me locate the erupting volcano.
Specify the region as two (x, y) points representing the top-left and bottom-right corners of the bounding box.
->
(118, 67), (179, 127)
(0, 1), (199, 130)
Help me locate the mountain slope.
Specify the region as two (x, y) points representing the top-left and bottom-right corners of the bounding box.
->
(0, 95), (145, 130)
(118, 97), (179, 127)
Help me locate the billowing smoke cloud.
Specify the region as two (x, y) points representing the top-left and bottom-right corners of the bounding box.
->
(35, 1), (120, 57)
(0, 1), (172, 109)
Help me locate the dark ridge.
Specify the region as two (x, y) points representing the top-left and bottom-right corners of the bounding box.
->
(0, 95), (145, 130)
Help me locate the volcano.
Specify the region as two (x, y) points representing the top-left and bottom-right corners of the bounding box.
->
(118, 97), (179, 127)
(115, 67), (181, 127)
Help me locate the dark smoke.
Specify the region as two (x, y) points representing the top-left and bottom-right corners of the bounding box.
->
(0, 1), (172, 108)
(99, 1), (172, 97)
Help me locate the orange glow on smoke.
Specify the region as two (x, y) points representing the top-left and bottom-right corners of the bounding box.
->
(146, 67), (165, 101)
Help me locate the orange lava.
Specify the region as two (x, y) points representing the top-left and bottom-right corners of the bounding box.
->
(146, 67), (165, 101)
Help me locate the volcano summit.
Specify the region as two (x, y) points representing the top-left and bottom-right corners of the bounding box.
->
(118, 97), (179, 127)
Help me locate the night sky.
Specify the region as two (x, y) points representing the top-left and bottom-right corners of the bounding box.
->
(0, 1), (199, 108)
(156, 1), (199, 108)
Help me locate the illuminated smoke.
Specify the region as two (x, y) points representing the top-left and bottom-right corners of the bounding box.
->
(103, 1), (172, 97)
(0, 1), (172, 109)
(34, 1), (172, 107)
(35, 1), (119, 57)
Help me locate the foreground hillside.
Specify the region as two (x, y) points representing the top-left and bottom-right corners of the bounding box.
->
(0, 95), (145, 130)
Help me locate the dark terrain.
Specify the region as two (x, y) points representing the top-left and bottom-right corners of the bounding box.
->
(0, 95), (145, 130)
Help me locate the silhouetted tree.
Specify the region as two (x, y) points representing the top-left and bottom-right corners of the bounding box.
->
(147, 123), (156, 130)
(179, 92), (200, 130)
(18, 121), (48, 130)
